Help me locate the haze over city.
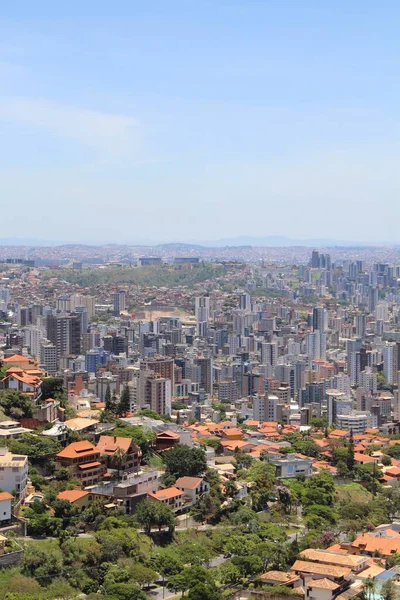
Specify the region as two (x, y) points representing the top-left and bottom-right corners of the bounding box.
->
(2, 1), (400, 244)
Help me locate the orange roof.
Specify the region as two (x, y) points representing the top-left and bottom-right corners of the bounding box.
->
(78, 461), (102, 470)
(308, 578), (340, 590)
(247, 420), (260, 427)
(148, 487), (183, 501)
(354, 453), (377, 463)
(329, 429), (350, 438)
(96, 435), (137, 455)
(57, 440), (97, 459)
(175, 476), (203, 490)
(259, 571), (300, 584)
(0, 492), (13, 501)
(291, 560), (351, 578)
(157, 430), (180, 440)
(221, 428), (243, 439)
(57, 489), (90, 503)
(352, 532), (400, 556)
(2, 354), (31, 363)
(300, 549), (367, 568)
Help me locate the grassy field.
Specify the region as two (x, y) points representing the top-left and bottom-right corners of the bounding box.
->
(45, 263), (236, 288)
(336, 482), (373, 504)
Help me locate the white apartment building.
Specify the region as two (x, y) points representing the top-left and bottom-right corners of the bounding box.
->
(360, 368), (378, 394)
(0, 448), (29, 501)
(40, 342), (57, 376)
(383, 343), (395, 384)
(336, 412), (369, 433)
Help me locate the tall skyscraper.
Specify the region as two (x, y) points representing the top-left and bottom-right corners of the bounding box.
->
(113, 291), (126, 316)
(46, 314), (81, 362)
(312, 306), (327, 332)
(306, 331), (327, 360)
(140, 356), (175, 390)
(195, 296), (210, 337)
(383, 343), (395, 384)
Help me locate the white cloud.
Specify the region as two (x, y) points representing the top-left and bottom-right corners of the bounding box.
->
(0, 97), (138, 155)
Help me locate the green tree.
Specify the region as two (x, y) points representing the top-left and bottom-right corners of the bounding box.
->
(118, 385), (131, 417)
(152, 549), (183, 594)
(381, 579), (395, 600)
(0, 390), (35, 419)
(347, 429), (355, 472)
(21, 542), (63, 586)
(40, 377), (65, 400)
(130, 564), (157, 589)
(136, 499), (175, 534)
(104, 384), (112, 411)
(309, 417), (328, 428)
(164, 445), (207, 479)
(217, 560), (241, 585)
(27, 514), (62, 537)
(303, 470), (335, 506)
(245, 461), (275, 511)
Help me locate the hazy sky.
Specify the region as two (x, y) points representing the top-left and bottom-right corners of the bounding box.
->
(1, 1), (400, 244)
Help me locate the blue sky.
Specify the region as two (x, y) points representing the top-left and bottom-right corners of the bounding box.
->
(1, 0), (400, 244)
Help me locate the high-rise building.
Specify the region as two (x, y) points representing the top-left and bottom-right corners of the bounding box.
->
(326, 390), (352, 426)
(46, 314), (81, 362)
(253, 393), (279, 422)
(113, 291), (126, 316)
(306, 331), (327, 360)
(70, 294), (96, 319)
(383, 343), (395, 384)
(360, 368), (377, 394)
(73, 306), (88, 333)
(40, 342), (57, 376)
(196, 356), (213, 394)
(141, 356), (175, 390)
(355, 314), (367, 338)
(195, 296), (210, 337)
(312, 307), (327, 332)
(261, 342), (278, 367)
(239, 294), (252, 311)
(311, 250), (320, 268)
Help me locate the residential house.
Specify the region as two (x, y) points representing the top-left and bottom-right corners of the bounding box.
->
(0, 448), (28, 501)
(0, 421), (32, 440)
(175, 476), (209, 506)
(299, 549), (369, 575)
(96, 436), (141, 475)
(56, 441), (106, 486)
(0, 368), (42, 402)
(258, 571), (301, 589)
(156, 430), (180, 451)
(148, 487), (184, 512)
(268, 453), (314, 478)
(307, 578), (341, 600)
(0, 491), (13, 523)
(290, 560), (351, 591)
(113, 469), (162, 514)
(351, 532), (400, 558)
(57, 489), (92, 510)
(63, 417), (99, 435)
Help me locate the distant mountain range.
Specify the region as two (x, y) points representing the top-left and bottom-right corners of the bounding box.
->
(195, 236), (368, 248)
(0, 236), (391, 248)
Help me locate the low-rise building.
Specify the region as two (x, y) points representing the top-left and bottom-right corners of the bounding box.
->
(0, 421), (32, 440)
(175, 476), (209, 506)
(268, 453), (313, 478)
(0, 491), (13, 523)
(148, 486), (184, 512)
(56, 441), (106, 487)
(0, 448), (28, 501)
(96, 436), (141, 475)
